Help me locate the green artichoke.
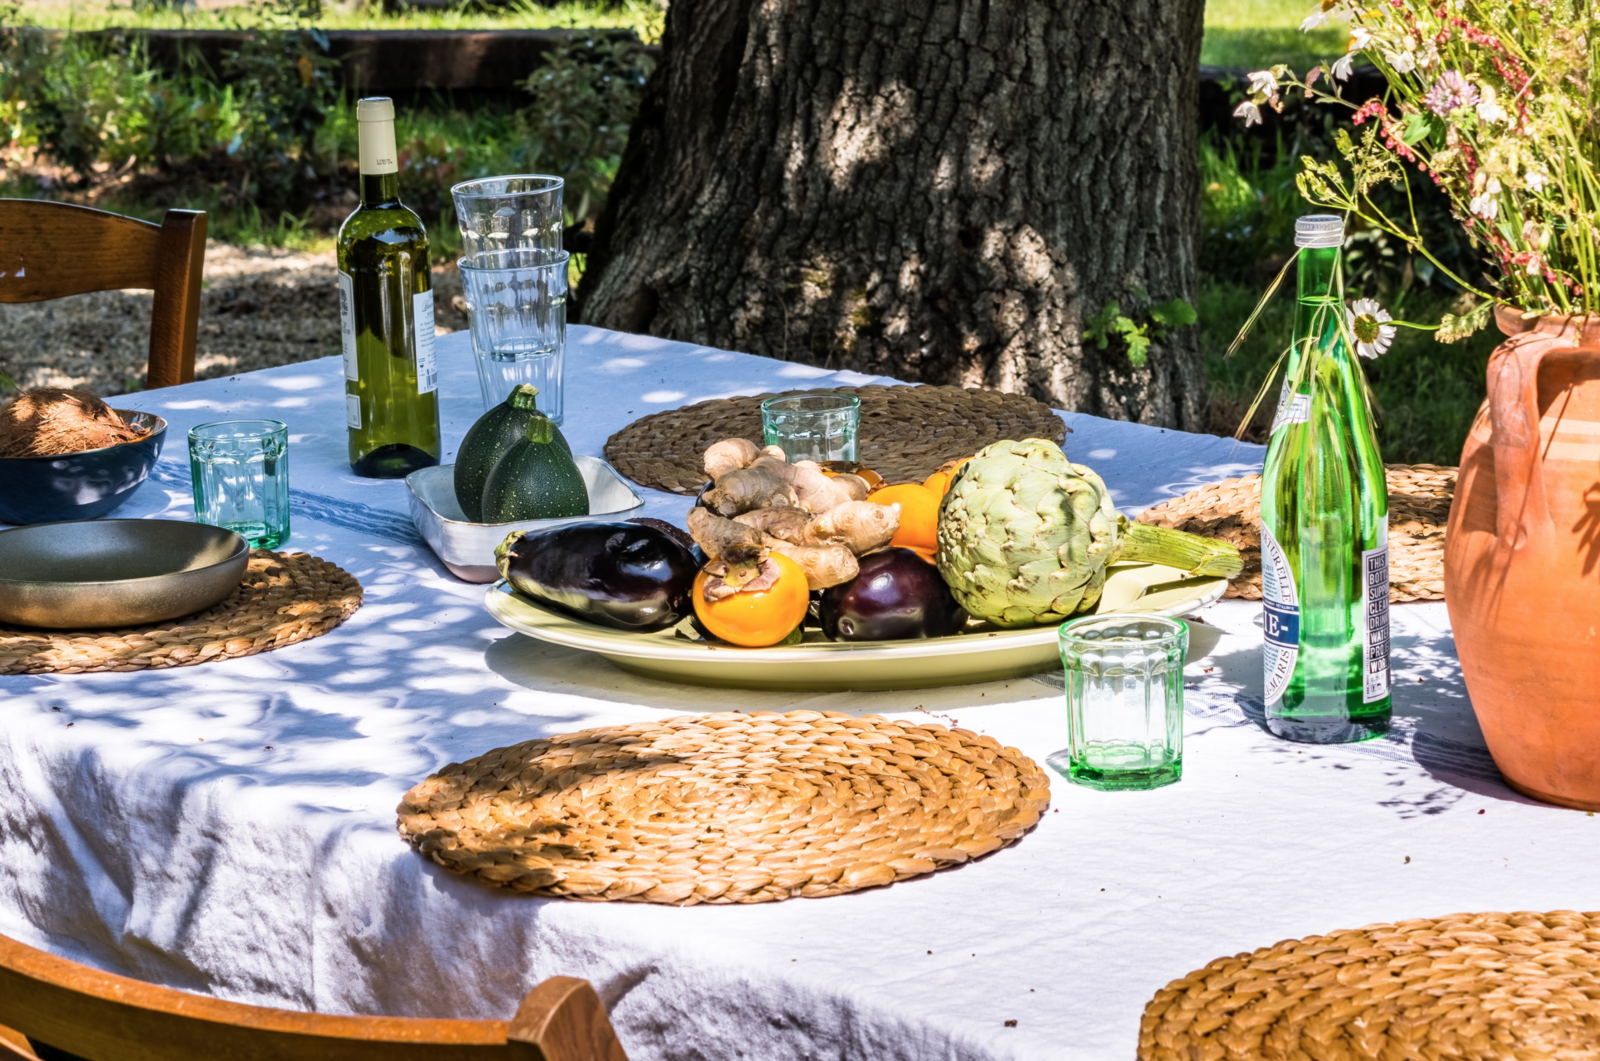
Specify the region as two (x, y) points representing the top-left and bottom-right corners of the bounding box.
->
(935, 438), (1242, 628)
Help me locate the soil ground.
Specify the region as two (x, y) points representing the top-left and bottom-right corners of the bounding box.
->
(0, 242), (468, 397)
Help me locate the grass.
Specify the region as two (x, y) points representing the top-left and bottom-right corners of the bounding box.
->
(1201, 0), (1346, 70)
(15, 0), (664, 37)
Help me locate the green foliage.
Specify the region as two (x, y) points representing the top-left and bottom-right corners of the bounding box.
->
(515, 34), (654, 225)
(1084, 293), (1197, 368)
(0, 24), (162, 178)
(216, 0), (338, 206)
(14, 0), (653, 36)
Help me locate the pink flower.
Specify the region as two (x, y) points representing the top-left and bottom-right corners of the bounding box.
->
(1424, 71), (1479, 115)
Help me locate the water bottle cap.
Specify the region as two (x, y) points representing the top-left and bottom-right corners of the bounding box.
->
(356, 98), (395, 123)
(1295, 215), (1344, 248)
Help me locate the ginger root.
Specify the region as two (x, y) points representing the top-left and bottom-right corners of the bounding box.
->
(733, 506), (815, 543)
(810, 500), (898, 553)
(766, 540), (859, 590)
(703, 438), (760, 480)
(702, 463), (799, 515)
(692, 503), (860, 590)
(734, 500), (897, 556)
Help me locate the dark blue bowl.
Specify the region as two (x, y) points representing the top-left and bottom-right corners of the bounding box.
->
(0, 411), (167, 526)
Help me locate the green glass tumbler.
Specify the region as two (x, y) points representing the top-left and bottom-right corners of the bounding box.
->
(760, 393), (860, 463)
(188, 419), (290, 549)
(1056, 613), (1187, 791)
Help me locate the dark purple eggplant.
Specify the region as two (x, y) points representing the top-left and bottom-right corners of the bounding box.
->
(820, 548), (969, 641)
(496, 521), (697, 632)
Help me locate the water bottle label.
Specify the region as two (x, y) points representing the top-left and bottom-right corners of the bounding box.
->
(413, 290), (438, 395)
(338, 271), (358, 382)
(1260, 522), (1299, 705)
(1271, 384), (1311, 434)
(1362, 533), (1391, 702)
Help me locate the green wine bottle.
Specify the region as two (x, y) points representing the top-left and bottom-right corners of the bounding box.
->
(338, 97), (440, 478)
(1259, 215), (1391, 743)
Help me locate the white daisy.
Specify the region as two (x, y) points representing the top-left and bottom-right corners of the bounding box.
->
(1301, 9), (1328, 31)
(1347, 298), (1396, 359)
(1332, 53), (1356, 81)
(1349, 26), (1374, 50)
(1233, 100), (1263, 127)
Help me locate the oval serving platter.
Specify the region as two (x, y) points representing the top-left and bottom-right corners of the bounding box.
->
(484, 561), (1227, 691)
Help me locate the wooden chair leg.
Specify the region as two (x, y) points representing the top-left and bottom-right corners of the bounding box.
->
(146, 208), (207, 390)
(506, 977), (629, 1061)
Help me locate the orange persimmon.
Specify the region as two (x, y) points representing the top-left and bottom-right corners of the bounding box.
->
(868, 482), (941, 555)
(692, 553), (810, 647)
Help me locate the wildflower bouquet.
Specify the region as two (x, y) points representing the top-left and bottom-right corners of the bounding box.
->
(1234, 0), (1600, 341)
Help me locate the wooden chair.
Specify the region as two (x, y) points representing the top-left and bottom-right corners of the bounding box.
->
(0, 930), (629, 1061)
(0, 200), (207, 390)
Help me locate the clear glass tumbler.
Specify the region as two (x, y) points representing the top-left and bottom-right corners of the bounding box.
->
(450, 175), (564, 259)
(188, 420), (289, 549)
(1056, 613), (1188, 791)
(760, 393), (860, 463)
(458, 250), (569, 422)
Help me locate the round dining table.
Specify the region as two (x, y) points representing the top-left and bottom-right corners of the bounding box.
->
(0, 325), (1592, 1061)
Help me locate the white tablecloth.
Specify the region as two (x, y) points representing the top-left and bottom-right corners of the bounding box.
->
(2, 327), (1593, 1061)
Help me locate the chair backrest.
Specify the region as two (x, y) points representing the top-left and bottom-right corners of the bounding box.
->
(0, 931), (628, 1061)
(0, 199), (207, 390)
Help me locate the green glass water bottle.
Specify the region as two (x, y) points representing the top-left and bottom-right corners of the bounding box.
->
(1259, 215), (1392, 743)
(338, 97), (441, 478)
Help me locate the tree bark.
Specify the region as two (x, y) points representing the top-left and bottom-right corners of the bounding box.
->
(580, 0), (1207, 428)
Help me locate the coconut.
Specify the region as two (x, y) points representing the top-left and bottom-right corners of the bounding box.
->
(0, 388), (144, 458)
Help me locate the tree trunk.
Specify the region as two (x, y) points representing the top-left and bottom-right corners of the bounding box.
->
(580, 0), (1207, 428)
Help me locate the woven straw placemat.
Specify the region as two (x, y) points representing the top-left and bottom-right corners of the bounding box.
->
(0, 550), (362, 675)
(1136, 464), (1454, 603)
(1139, 910), (1600, 1060)
(603, 384), (1068, 493)
(397, 709), (1050, 904)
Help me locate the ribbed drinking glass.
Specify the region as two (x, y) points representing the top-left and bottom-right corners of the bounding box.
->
(1056, 613), (1187, 790)
(188, 420), (289, 549)
(458, 250), (569, 421)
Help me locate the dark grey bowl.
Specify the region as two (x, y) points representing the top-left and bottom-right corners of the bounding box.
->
(0, 519), (249, 629)
(0, 410), (167, 526)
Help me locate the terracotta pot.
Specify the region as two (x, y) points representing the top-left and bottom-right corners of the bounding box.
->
(1444, 307), (1600, 809)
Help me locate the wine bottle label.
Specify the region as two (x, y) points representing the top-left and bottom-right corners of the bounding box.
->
(1362, 530), (1391, 703)
(413, 290), (437, 395)
(1260, 522), (1299, 705)
(337, 271), (358, 381)
(345, 392), (362, 429)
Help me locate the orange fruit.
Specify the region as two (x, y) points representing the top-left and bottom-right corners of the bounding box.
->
(868, 482), (941, 554)
(923, 456), (973, 497)
(692, 552), (810, 647)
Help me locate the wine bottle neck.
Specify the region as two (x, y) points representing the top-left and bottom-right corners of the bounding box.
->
(356, 100), (400, 206)
(361, 172), (400, 206)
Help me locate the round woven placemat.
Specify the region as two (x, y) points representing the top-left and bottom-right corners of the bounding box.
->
(397, 709), (1050, 904)
(0, 550), (362, 675)
(1139, 910), (1600, 1061)
(603, 384), (1068, 493)
(1136, 464), (1454, 603)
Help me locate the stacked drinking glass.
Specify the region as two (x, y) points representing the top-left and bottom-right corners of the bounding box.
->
(450, 176), (570, 423)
